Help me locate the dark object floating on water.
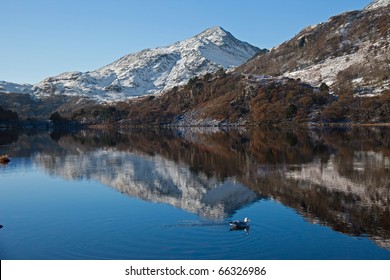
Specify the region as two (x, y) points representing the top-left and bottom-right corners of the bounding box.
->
(0, 225), (3, 229)
(0, 154), (11, 164)
(229, 217), (250, 231)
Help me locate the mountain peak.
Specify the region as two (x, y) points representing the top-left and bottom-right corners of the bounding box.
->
(194, 26), (232, 45)
(365, 0), (390, 10)
(27, 27), (260, 101)
(199, 26), (228, 36)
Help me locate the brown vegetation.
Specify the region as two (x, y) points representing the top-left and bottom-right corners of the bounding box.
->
(69, 72), (338, 127)
(66, 69), (390, 127)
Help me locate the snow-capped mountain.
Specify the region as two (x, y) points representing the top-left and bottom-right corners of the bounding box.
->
(27, 26), (259, 102)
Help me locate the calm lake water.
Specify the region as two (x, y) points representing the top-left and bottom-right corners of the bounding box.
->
(1, 127), (390, 260)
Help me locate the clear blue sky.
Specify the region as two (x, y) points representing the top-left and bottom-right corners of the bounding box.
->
(0, 0), (372, 84)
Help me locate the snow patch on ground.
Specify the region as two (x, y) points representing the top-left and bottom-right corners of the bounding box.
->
(284, 42), (370, 87)
(283, 36), (389, 97)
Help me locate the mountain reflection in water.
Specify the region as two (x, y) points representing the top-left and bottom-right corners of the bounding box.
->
(1, 127), (390, 250)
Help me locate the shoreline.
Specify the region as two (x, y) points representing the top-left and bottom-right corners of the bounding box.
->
(2, 121), (390, 131)
(87, 122), (390, 129)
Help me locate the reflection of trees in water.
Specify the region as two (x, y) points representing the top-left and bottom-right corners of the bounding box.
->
(0, 128), (19, 146)
(3, 126), (390, 249)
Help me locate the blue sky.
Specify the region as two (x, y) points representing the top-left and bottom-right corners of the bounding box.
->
(1, 0), (372, 84)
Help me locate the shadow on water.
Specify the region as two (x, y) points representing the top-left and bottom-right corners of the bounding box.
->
(1, 126), (390, 251)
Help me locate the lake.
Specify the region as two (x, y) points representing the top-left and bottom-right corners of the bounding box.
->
(0, 127), (390, 260)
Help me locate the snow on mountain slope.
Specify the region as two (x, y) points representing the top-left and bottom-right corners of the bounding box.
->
(0, 81), (33, 94)
(239, 0), (390, 97)
(32, 27), (260, 102)
(284, 39), (388, 96)
(365, 0), (390, 10)
(282, 3), (390, 96)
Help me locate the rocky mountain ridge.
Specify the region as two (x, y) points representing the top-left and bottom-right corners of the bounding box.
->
(239, 0), (390, 97)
